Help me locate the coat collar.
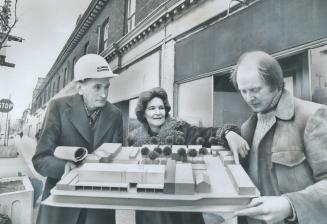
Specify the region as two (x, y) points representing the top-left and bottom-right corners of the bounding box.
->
(274, 89), (295, 120)
(66, 94), (115, 149)
(241, 89), (295, 145)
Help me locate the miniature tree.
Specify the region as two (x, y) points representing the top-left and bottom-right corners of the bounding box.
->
(187, 148), (197, 162)
(196, 137), (205, 146)
(163, 146), (172, 158)
(199, 147), (208, 161)
(154, 146), (162, 156)
(150, 136), (160, 145)
(177, 147), (187, 162)
(141, 147), (150, 157)
(165, 136), (174, 146)
(148, 151), (158, 164)
(175, 135), (185, 145)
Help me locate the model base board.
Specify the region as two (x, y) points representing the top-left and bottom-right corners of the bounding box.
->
(44, 144), (259, 212)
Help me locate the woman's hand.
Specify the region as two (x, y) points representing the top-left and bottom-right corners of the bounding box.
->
(225, 131), (250, 164)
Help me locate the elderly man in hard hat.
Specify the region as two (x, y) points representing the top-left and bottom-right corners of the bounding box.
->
(33, 54), (123, 224)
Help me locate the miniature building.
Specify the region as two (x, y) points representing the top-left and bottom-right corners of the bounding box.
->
(210, 145), (227, 156)
(93, 143), (122, 163)
(128, 147), (139, 159)
(219, 151), (235, 166)
(192, 163), (207, 171)
(174, 163), (194, 195)
(77, 163), (165, 191)
(84, 154), (100, 163)
(227, 164), (256, 195)
(164, 159), (176, 194)
(221, 155), (235, 166)
(218, 151), (233, 157)
(195, 173), (211, 193)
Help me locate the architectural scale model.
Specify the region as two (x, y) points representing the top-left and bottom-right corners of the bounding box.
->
(44, 143), (260, 212)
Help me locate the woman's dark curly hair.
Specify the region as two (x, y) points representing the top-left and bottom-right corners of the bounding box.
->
(135, 87), (171, 124)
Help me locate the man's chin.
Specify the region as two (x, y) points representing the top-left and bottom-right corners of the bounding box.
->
(250, 106), (263, 113)
(95, 102), (106, 107)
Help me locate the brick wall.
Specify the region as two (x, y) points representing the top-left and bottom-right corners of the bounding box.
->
(135, 0), (166, 24)
(35, 0), (126, 110)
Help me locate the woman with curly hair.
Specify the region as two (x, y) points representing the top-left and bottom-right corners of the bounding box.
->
(128, 87), (249, 224)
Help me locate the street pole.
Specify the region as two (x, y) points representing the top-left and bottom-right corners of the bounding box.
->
(3, 112), (8, 146)
(6, 115), (10, 146)
(0, 112), (3, 134)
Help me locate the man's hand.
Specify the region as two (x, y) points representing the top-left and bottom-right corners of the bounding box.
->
(62, 161), (77, 179)
(234, 196), (293, 224)
(225, 131), (250, 164)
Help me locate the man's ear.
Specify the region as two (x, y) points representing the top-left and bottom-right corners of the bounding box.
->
(76, 82), (83, 95)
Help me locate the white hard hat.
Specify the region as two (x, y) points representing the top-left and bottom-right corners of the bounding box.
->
(74, 54), (118, 81)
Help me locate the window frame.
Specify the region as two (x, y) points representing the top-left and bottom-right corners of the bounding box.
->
(127, 0), (136, 32)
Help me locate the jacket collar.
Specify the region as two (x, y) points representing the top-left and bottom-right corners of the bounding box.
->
(274, 89), (295, 120)
(241, 89), (294, 145)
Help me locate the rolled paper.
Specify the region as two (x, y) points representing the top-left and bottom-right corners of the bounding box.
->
(54, 146), (88, 162)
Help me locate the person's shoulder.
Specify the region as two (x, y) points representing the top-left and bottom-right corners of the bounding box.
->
(127, 126), (145, 146)
(166, 116), (187, 127)
(105, 102), (122, 115)
(295, 97), (327, 117)
(49, 94), (78, 106)
(129, 126), (144, 137)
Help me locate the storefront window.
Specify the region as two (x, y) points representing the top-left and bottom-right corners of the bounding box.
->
(213, 74), (251, 127)
(128, 98), (139, 132)
(310, 46), (327, 105)
(178, 77), (213, 127)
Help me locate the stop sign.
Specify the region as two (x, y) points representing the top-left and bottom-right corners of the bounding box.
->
(0, 98), (14, 113)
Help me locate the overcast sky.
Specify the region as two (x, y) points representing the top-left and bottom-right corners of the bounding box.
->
(0, 0), (92, 121)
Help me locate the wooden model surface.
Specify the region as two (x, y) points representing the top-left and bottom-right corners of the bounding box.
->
(43, 144), (260, 212)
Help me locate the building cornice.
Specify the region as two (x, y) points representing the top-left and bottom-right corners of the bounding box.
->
(101, 0), (201, 61)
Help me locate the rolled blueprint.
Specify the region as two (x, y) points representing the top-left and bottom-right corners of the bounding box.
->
(54, 146), (88, 162)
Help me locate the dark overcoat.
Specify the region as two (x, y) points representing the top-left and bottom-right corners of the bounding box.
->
(32, 94), (123, 224)
(241, 90), (327, 224)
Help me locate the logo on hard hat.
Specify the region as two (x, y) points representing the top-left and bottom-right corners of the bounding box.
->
(97, 66), (109, 72)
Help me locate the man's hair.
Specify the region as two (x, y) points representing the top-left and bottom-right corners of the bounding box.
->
(231, 51), (284, 90)
(135, 87), (171, 124)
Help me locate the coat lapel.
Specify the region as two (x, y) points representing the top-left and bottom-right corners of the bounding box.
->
(93, 102), (115, 149)
(67, 94), (91, 144)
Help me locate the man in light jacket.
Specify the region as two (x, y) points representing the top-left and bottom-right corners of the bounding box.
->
(231, 51), (327, 224)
